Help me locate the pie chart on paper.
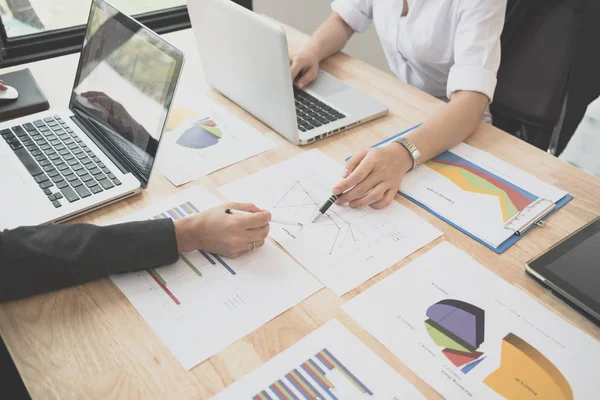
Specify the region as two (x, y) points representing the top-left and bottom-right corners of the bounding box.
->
(177, 118), (223, 149)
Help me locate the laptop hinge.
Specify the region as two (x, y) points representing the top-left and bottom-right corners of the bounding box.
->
(69, 113), (130, 176)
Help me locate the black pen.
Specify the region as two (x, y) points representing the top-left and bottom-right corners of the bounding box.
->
(311, 194), (341, 223)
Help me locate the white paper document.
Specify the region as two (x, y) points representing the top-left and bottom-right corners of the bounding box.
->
(219, 150), (442, 296)
(157, 92), (275, 186)
(378, 141), (568, 248)
(211, 319), (425, 399)
(343, 242), (600, 399)
(109, 187), (322, 370)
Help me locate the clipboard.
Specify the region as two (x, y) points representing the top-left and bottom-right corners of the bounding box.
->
(346, 125), (574, 253)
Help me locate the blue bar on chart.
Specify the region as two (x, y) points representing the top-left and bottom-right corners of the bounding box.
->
(199, 250), (217, 265)
(212, 253), (237, 275)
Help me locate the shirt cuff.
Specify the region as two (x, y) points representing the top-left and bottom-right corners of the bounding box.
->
(446, 65), (498, 103)
(331, 0), (372, 33)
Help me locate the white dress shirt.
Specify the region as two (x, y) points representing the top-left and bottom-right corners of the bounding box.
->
(331, 0), (507, 104)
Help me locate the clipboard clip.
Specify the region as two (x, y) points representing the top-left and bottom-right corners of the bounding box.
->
(504, 198), (556, 236)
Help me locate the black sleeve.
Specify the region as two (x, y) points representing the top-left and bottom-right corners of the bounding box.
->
(0, 219), (179, 302)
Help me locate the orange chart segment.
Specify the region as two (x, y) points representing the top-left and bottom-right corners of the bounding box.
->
(484, 333), (573, 400)
(425, 152), (538, 222)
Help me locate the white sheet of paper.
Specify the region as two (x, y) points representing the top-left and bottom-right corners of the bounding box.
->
(211, 319), (425, 399)
(109, 186), (322, 370)
(376, 140), (568, 248)
(219, 150), (442, 296)
(157, 92), (275, 186)
(343, 242), (600, 399)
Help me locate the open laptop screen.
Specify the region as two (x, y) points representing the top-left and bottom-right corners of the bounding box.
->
(69, 0), (183, 187)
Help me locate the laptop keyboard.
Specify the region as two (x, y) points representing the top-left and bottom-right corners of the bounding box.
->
(1, 115), (121, 208)
(294, 89), (345, 132)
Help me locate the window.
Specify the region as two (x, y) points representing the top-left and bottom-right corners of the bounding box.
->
(0, 0), (252, 67)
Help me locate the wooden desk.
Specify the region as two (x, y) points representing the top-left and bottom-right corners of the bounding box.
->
(1, 25), (599, 400)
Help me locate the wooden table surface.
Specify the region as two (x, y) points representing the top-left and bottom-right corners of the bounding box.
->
(1, 24), (599, 400)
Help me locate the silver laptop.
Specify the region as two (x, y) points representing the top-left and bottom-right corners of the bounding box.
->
(0, 0), (184, 230)
(187, 0), (389, 146)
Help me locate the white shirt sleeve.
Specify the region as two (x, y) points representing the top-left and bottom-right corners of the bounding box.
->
(446, 0), (507, 102)
(331, 0), (374, 33)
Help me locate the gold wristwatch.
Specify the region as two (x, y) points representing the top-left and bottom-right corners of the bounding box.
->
(393, 137), (421, 170)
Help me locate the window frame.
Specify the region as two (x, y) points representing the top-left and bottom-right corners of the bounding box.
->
(0, 0), (252, 68)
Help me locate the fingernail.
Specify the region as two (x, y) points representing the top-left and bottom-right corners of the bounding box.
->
(341, 168), (349, 178)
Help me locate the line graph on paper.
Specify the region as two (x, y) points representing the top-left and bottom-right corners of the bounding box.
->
(273, 180), (361, 255)
(270, 177), (409, 261)
(219, 149), (443, 295)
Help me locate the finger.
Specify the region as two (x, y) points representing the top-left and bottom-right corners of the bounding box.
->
(332, 154), (374, 196)
(336, 173), (379, 204)
(236, 239), (266, 258)
(339, 148), (368, 182)
(247, 224), (270, 242)
(370, 188), (397, 209)
(349, 182), (387, 208)
(227, 202), (263, 214)
(295, 66), (318, 89)
(290, 58), (303, 81)
(0, 80), (6, 91)
(239, 211), (272, 229)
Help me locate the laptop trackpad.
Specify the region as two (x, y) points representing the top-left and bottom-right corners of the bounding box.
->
(308, 72), (349, 98)
(0, 156), (26, 187)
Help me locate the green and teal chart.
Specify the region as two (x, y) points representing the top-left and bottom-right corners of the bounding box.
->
(177, 118), (223, 149)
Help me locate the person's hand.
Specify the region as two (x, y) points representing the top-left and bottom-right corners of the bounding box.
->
(0, 80), (7, 91)
(174, 203), (271, 258)
(332, 145), (413, 209)
(289, 50), (320, 89)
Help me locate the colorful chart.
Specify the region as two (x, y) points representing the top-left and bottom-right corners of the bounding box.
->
(253, 348), (373, 399)
(425, 299), (487, 374)
(425, 152), (538, 222)
(176, 118), (223, 149)
(148, 201), (236, 304)
(484, 333), (573, 400)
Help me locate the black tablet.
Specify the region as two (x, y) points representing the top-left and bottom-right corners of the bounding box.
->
(526, 216), (600, 322)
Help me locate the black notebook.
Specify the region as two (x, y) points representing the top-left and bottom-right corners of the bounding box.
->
(0, 68), (49, 122)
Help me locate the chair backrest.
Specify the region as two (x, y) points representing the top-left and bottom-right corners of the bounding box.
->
(492, 0), (580, 128)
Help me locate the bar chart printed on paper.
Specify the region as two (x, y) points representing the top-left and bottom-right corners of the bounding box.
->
(220, 150), (442, 296)
(211, 320), (425, 400)
(110, 187), (322, 370)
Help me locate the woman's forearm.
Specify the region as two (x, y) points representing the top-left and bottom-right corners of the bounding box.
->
(302, 12), (354, 62)
(402, 91), (489, 163)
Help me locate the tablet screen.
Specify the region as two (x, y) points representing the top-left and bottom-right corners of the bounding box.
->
(529, 217), (600, 318)
(545, 230), (599, 303)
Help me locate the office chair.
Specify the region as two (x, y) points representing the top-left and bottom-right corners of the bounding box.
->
(492, 0), (581, 154)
